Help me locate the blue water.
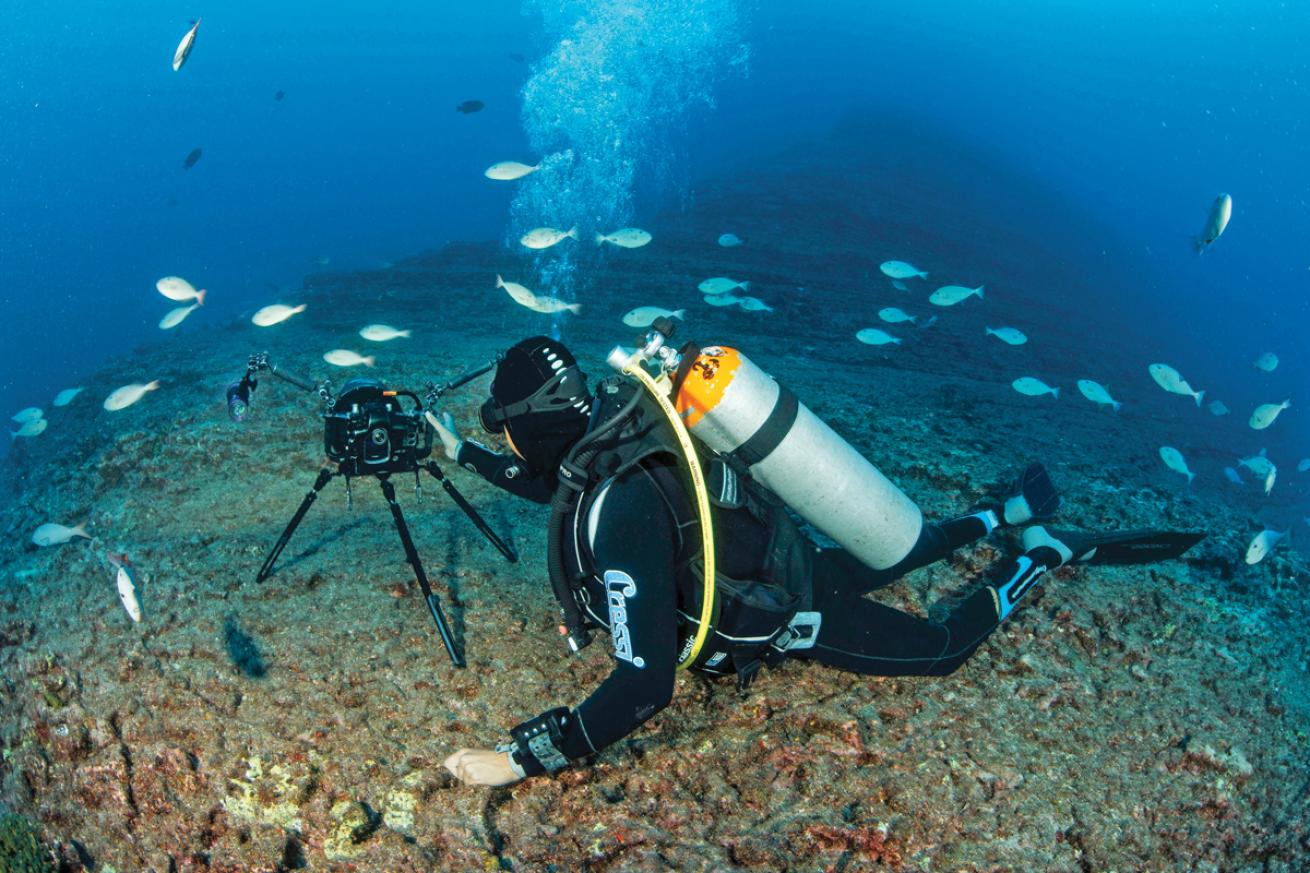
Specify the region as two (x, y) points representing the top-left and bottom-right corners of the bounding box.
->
(2, 0), (1306, 462)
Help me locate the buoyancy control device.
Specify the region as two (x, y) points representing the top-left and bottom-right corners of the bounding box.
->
(545, 319), (925, 673)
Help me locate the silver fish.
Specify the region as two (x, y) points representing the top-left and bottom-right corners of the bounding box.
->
(172, 19), (200, 72)
(108, 553), (142, 622)
(1195, 193), (1232, 254)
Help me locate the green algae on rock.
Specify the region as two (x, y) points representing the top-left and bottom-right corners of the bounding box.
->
(0, 811), (53, 873)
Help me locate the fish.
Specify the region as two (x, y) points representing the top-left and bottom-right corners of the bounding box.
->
(1209, 400), (1230, 416)
(172, 19), (200, 71)
(1195, 193), (1232, 254)
(509, 52), (526, 63)
(702, 294), (741, 307)
(623, 307), (686, 328)
(274, 89), (285, 101)
(1249, 400), (1290, 431)
(1264, 467), (1276, 496)
(596, 228), (652, 248)
(1077, 380), (1122, 411)
(11, 407), (43, 423)
(1147, 363), (1205, 406)
(879, 261), (927, 280)
(526, 295), (581, 315)
(359, 324), (412, 342)
(456, 100), (485, 114)
(159, 303), (200, 330)
(855, 328), (901, 346)
(52, 388), (83, 407)
(1299, 459), (1310, 473)
(1238, 449), (1275, 478)
(930, 285), (984, 307)
(182, 148), (202, 170)
(1159, 446), (1195, 484)
(1253, 352), (1279, 372)
(323, 350), (376, 368)
(878, 307), (916, 324)
(31, 522), (90, 547)
(11, 419), (48, 440)
(252, 303), (307, 327)
(496, 274), (540, 308)
(717, 233), (742, 247)
(107, 553), (141, 623)
(314, 255), (332, 266)
(1012, 377), (1059, 399)
(484, 161), (540, 181)
(520, 226), (578, 249)
(891, 279), (909, 292)
(737, 296), (774, 312)
(699, 277), (748, 295)
(1244, 529), (1286, 565)
(919, 315), (939, 329)
(494, 276), (580, 314)
(1223, 467), (1243, 484)
(985, 326), (1027, 346)
(103, 381), (160, 411)
(155, 276), (206, 305)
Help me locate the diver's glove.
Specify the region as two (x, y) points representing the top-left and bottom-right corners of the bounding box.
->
(425, 410), (464, 460)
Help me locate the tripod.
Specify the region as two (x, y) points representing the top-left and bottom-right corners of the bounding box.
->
(255, 461), (517, 668)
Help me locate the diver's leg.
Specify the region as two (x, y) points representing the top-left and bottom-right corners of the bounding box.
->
(796, 580), (1000, 677)
(820, 512), (995, 595)
(844, 461), (1062, 592)
(797, 540), (1067, 676)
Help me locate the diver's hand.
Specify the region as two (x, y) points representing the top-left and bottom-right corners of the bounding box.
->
(443, 748), (520, 787)
(425, 410), (463, 460)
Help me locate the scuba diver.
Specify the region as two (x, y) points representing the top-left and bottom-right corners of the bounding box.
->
(437, 334), (1203, 787)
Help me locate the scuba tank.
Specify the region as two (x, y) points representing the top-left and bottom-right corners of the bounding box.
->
(672, 344), (923, 571)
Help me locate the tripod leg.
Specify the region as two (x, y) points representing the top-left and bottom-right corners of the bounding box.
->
(379, 477), (466, 668)
(256, 468), (335, 583)
(424, 461), (519, 563)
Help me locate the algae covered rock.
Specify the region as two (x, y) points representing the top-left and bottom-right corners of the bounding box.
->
(0, 811), (53, 873)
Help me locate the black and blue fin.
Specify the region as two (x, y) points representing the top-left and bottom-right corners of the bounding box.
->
(992, 462), (1061, 526)
(1024, 526), (1205, 566)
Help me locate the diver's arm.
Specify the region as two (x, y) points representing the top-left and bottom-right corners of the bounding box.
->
(453, 439), (555, 504)
(427, 409), (554, 503)
(510, 481), (679, 775)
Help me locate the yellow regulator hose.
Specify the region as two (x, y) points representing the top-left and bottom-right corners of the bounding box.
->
(621, 359), (717, 670)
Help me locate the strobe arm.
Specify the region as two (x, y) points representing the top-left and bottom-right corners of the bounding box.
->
(265, 361), (315, 392)
(422, 357), (500, 409)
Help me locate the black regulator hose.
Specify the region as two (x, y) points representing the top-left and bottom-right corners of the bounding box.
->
(545, 383), (646, 653)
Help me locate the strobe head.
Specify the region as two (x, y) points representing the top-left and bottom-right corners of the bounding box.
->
(226, 379), (254, 422)
(323, 377), (433, 476)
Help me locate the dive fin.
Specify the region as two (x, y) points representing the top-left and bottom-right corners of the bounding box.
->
(1024, 526), (1205, 565)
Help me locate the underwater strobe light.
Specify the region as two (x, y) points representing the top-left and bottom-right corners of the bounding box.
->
(226, 378), (253, 422)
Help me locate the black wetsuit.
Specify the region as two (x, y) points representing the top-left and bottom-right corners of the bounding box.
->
(457, 441), (1007, 774)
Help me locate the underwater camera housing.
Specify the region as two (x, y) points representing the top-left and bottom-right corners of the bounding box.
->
(323, 377), (433, 477)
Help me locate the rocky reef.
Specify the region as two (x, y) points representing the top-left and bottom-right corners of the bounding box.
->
(2, 132), (1308, 871)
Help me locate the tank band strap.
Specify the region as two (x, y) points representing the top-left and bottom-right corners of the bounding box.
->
(733, 386), (799, 467)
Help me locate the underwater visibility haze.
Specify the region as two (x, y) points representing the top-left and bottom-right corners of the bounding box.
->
(1, 1), (1308, 870)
